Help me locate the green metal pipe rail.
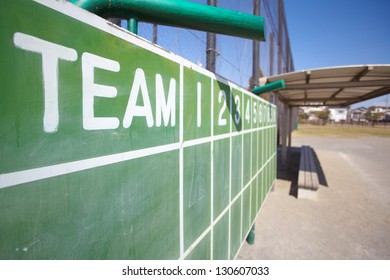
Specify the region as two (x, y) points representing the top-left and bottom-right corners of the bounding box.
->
(252, 80), (285, 95)
(69, 0), (265, 41)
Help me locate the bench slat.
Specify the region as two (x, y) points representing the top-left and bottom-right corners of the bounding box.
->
(298, 146), (307, 188)
(298, 145), (319, 191)
(308, 148), (320, 189)
(304, 146), (311, 188)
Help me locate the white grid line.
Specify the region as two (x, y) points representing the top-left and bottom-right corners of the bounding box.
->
(179, 64), (184, 258)
(182, 151), (277, 259)
(210, 78), (214, 260)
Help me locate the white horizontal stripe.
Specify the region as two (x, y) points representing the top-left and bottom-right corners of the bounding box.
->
(0, 143), (180, 189)
(182, 124), (276, 148)
(0, 125), (276, 190)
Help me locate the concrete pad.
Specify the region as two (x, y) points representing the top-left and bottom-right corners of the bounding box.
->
(297, 188), (318, 201)
(237, 136), (390, 260)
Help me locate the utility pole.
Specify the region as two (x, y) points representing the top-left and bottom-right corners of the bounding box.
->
(206, 0), (217, 72)
(252, 0), (261, 89)
(153, 24), (158, 44)
(278, 0), (283, 74)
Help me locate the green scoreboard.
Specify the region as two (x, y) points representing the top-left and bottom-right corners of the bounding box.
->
(0, 0), (277, 259)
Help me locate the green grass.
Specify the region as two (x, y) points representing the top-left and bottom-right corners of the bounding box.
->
(293, 124), (390, 138)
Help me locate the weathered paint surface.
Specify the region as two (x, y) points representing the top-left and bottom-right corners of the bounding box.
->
(0, 0), (277, 259)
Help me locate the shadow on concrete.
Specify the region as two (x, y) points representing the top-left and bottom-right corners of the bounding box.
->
(311, 148), (328, 188)
(277, 146), (328, 199)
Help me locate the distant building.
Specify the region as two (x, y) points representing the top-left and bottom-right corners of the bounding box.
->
(329, 108), (348, 122)
(350, 107), (368, 122)
(301, 106), (349, 123)
(300, 106), (326, 121)
(369, 105), (390, 121)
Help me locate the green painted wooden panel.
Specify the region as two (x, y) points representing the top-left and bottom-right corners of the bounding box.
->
(0, 152), (180, 259)
(231, 135), (242, 198)
(185, 233), (211, 260)
(241, 187), (251, 240)
(213, 212), (229, 260)
(230, 198), (242, 259)
(213, 138), (230, 219)
(243, 134), (252, 185)
(0, 0), (277, 260)
(183, 143), (211, 250)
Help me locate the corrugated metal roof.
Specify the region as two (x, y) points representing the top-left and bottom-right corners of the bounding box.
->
(265, 65), (390, 107)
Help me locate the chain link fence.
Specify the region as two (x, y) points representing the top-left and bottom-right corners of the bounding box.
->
(123, 0), (294, 89)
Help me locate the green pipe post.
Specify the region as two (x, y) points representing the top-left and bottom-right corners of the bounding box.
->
(128, 18), (138, 34)
(69, 0), (266, 41)
(252, 79), (285, 95)
(246, 225), (255, 245)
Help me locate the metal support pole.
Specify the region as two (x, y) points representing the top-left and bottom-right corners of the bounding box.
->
(269, 32), (274, 76)
(277, 0), (283, 74)
(206, 0), (217, 72)
(128, 18), (138, 34)
(246, 225), (255, 245)
(288, 107), (293, 147)
(153, 24), (158, 44)
(282, 103), (289, 165)
(251, 0), (260, 89)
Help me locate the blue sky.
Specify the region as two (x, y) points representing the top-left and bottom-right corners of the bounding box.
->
(133, 0), (390, 109)
(284, 0), (390, 108)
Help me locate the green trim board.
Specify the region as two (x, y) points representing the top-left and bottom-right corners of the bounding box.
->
(0, 0), (277, 259)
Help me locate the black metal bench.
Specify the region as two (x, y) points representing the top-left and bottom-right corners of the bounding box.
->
(298, 146), (319, 199)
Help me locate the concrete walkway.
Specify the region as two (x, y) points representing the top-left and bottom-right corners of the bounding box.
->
(237, 135), (390, 259)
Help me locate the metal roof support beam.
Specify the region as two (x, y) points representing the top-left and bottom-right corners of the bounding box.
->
(284, 79), (390, 90)
(339, 87), (390, 107)
(352, 66), (372, 82)
(304, 71), (311, 101)
(325, 88), (343, 105)
(287, 97), (360, 103)
(266, 65), (390, 107)
(356, 87), (390, 103)
(288, 103), (348, 108)
(325, 66), (373, 104)
(305, 71), (311, 84)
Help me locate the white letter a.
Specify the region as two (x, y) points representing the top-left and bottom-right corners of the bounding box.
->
(123, 68), (154, 128)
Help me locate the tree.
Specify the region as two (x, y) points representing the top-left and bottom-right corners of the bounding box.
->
(365, 107), (384, 126)
(314, 109), (330, 125)
(298, 110), (309, 123)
